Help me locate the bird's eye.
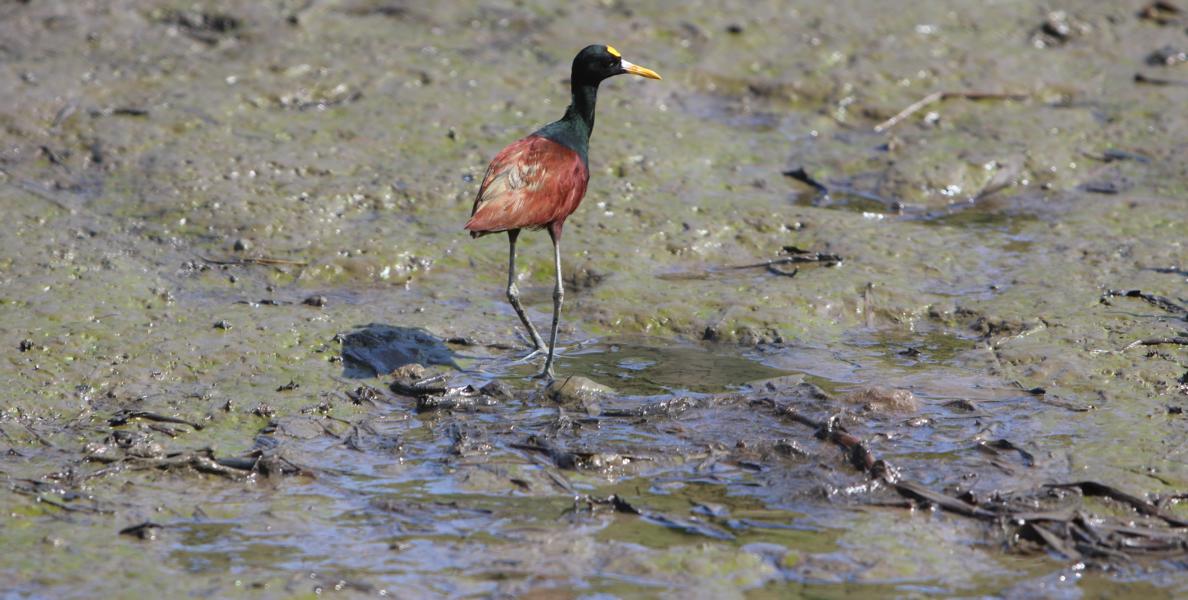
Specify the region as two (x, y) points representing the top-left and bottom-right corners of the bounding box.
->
(606, 60), (616, 68)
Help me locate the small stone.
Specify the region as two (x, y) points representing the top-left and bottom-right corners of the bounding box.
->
(213, 320), (231, 330)
(392, 363), (426, 380)
(233, 238), (252, 252)
(546, 375), (614, 406)
(1147, 45), (1188, 66)
(726, 23), (744, 34)
(119, 522), (163, 541)
(944, 399), (978, 412)
(126, 440), (166, 459)
(302, 295), (327, 307)
(842, 387), (919, 413)
(83, 442), (119, 463)
(479, 380), (513, 401)
(18, 339), (33, 352)
(347, 385), (382, 405)
(774, 438), (808, 457)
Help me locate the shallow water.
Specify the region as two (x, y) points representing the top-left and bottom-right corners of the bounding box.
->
(1, 0), (1186, 597)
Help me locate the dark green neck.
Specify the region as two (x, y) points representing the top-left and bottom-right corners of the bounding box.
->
(566, 78), (599, 138)
(534, 78), (600, 166)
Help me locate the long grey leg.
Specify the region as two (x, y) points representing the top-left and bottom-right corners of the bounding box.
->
(506, 229), (545, 351)
(539, 229), (564, 379)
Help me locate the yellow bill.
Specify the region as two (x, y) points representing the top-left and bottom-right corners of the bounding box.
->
(622, 58), (662, 80)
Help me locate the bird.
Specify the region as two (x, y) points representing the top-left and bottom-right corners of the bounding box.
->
(464, 45), (661, 380)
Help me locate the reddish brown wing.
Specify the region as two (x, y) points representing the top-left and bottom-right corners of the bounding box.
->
(464, 135), (589, 237)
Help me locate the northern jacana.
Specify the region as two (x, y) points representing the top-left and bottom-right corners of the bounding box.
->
(464, 45), (661, 379)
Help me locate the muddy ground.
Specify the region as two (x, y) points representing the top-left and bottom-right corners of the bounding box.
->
(1, 0), (1186, 597)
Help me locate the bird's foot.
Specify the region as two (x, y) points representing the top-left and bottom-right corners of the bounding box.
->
(533, 367), (555, 382)
(506, 347), (546, 366)
(514, 330), (547, 352)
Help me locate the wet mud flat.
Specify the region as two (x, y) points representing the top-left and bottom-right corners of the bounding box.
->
(1, 0), (1186, 597)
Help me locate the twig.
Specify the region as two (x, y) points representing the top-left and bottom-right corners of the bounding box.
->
(874, 91), (1028, 132)
(1102, 289), (1187, 318)
(108, 410), (205, 431)
(728, 247), (843, 272)
(781, 167), (828, 193)
(22, 422), (55, 447)
(1120, 337), (1188, 351)
(199, 255), (309, 267)
(766, 264), (798, 278)
(2, 174), (79, 213)
(34, 496), (114, 514)
(10, 485), (113, 514)
(1134, 73), (1188, 86)
(1047, 481), (1188, 528)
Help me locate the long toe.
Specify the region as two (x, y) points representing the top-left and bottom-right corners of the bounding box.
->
(507, 348), (545, 365)
(514, 331), (544, 350)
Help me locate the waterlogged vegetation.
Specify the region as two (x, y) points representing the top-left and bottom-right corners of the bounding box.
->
(1, 1), (1186, 597)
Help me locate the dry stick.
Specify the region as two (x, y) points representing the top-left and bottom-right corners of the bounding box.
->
(9, 484), (114, 514)
(726, 251), (842, 273)
(3, 173), (79, 212)
(1120, 336), (1188, 351)
(874, 91), (1029, 133)
(1134, 73), (1188, 87)
(765, 401), (1188, 562)
(803, 402), (1188, 527)
(778, 405), (1001, 517)
(34, 495), (114, 515)
(21, 422), (55, 447)
(1048, 481), (1188, 528)
(108, 410), (205, 430)
(1102, 289), (1187, 317)
(199, 255), (309, 267)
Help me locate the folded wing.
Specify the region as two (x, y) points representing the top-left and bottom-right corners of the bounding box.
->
(465, 135), (589, 237)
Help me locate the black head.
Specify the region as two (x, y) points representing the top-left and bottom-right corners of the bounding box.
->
(571, 44), (661, 85)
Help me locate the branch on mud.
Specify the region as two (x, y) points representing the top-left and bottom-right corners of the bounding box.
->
(781, 167), (901, 210)
(109, 410), (205, 431)
(1134, 72), (1188, 87)
(2, 174), (81, 213)
(725, 246), (843, 279)
(511, 435), (644, 472)
(570, 494), (735, 541)
(10, 479), (114, 514)
(118, 444), (314, 480)
(1101, 289), (1187, 318)
(199, 255), (309, 267)
(1047, 482), (1188, 528)
(873, 91), (1029, 133)
(1138, 1), (1184, 25)
(756, 398), (1188, 563)
(1120, 336), (1188, 351)
(781, 167), (828, 193)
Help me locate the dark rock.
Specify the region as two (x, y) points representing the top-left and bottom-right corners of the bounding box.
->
(479, 380), (513, 401)
(1147, 45), (1188, 66)
(341, 325), (457, 377)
